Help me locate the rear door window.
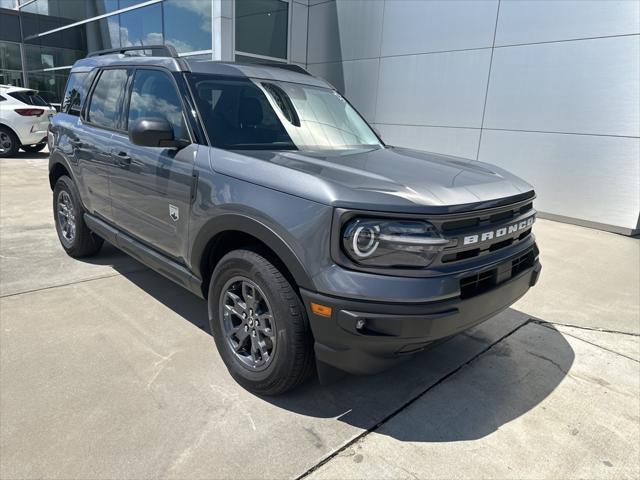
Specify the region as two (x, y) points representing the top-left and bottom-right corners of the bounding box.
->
(87, 69), (129, 130)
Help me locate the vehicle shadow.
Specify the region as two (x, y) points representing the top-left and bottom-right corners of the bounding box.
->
(97, 246), (210, 332)
(75, 241), (151, 271)
(107, 253), (573, 443)
(266, 317), (573, 442)
(5, 151), (49, 160)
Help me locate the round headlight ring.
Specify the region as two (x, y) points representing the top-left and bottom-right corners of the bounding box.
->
(352, 225), (380, 258)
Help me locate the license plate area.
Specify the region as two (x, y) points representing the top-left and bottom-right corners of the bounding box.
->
(459, 248), (536, 300)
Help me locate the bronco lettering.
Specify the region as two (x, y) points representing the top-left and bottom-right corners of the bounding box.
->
(462, 216), (535, 246)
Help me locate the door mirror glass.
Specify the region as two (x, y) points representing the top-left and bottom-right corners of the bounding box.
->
(129, 117), (186, 148)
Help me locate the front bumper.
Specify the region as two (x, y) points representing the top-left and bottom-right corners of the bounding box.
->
(301, 256), (541, 376)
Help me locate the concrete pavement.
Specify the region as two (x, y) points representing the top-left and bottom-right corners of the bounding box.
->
(1, 154), (638, 479)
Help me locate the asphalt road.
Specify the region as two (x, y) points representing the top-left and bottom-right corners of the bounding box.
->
(1, 153), (638, 479)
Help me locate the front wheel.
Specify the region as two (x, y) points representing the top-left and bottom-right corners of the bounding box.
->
(208, 249), (314, 395)
(53, 175), (103, 257)
(21, 143), (46, 153)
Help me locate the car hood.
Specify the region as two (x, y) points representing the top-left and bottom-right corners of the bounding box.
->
(211, 146), (534, 214)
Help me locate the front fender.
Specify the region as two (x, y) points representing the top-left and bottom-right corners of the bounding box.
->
(190, 213), (315, 291)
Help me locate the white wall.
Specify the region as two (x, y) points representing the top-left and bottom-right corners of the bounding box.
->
(305, 0), (640, 235)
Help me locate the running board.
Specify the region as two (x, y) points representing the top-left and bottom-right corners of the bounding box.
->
(84, 213), (204, 299)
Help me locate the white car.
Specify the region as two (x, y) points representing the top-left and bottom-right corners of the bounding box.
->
(0, 84), (56, 157)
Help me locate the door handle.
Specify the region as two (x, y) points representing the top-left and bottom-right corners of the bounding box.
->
(113, 151), (131, 167)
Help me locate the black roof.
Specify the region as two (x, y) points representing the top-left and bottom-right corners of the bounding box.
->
(70, 45), (331, 88)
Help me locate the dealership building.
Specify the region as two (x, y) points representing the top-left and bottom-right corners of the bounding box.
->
(0, 0), (638, 235)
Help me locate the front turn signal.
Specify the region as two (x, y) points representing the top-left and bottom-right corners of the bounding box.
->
(310, 302), (332, 318)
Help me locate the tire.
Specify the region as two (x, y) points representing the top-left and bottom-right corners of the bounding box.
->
(53, 175), (103, 258)
(0, 126), (19, 158)
(21, 143), (46, 153)
(208, 248), (314, 395)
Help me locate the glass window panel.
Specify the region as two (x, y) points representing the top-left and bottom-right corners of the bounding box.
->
(119, 3), (162, 47)
(48, 0), (119, 21)
(188, 75), (293, 149)
(21, 1), (38, 13)
(20, 1), (98, 43)
(61, 70), (94, 115)
(24, 44), (83, 71)
(0, 1), (16, 9)
(266, 81), (380, 150)
(0, 42), (22, 71)
(24, 0), (118, 23)
(189, 74), (380, 151)
(20, 12), (41, 44)
(235, 0), (288, 60)
(0, 9), (21, 42)
(26, 70), (70, 104)
(118, 0), (142, 8)
(163, 0), (212, 54)
(8, 90), (49, 106)
(22, 0), (74, 40)
(127, 69), (186, 139)
(85, 16), (120, 53)
(0, 70), (23, 87)
(87, 68), (128, 128)
(34, 16), (122, 57)
(24, 45), (43, 70)
(36, 23), (85, 50)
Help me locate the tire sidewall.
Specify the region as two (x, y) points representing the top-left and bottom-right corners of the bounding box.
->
(53, 176), (83, 253)
(208, 251), (300, 388)
(0, 127), (19, 158)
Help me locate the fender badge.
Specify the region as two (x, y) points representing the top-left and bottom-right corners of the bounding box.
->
(169, 204), (179, 222)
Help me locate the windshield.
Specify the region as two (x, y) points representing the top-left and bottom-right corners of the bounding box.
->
(188, 74), (381, 151)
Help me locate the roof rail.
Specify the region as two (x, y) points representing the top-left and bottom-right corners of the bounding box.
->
(249, 62), (311, 76)
(87, 44), (179, 58)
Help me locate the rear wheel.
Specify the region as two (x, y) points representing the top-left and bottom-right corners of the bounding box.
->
(0, 126), (19, 158)
(21, 143), (46, 153)
(53, 175), (103, 257)
(208, 249), (314, 395)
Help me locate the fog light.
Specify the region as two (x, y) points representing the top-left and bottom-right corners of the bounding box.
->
(355, 319), (366, 330)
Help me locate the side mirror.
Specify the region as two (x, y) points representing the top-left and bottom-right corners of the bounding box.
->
(128, 117), (188, 149)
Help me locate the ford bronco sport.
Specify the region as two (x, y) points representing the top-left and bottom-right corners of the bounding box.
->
(48, 46), (541, 395)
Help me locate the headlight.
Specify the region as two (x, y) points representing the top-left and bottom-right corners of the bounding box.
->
(341, 218), (449, 268)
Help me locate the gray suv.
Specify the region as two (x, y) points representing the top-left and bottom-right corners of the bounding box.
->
(48, 46), (541, 395)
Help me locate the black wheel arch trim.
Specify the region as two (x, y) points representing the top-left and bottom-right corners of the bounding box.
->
(190, 213), (314, 293)
(48, 151), (76, 189)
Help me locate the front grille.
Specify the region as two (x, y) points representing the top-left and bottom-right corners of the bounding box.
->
(459, 247), (537, 300)
(512, 248), (536, 277)
(432, 198), (535, 266)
